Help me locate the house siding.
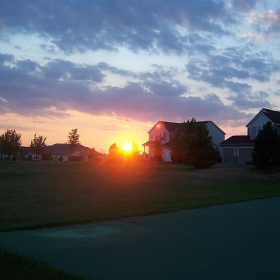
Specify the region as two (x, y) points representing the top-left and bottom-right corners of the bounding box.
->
(206, 122), (225, 150)
(150, 123), (172, 161)
(247, 114), (270, 140)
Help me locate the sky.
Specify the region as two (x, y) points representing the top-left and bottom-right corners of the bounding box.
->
(1, 0), (280, 153)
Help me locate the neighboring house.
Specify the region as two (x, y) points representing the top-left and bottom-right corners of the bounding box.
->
(219, 136), (255, 164)
(0, 152), (20, 160)
(47, 144), (105, 162)
(143, 120), (225, 162)
(0, 153), (9, 160)
(20, 144), (105, 162)
(220, 108), (280, 164)
(24, 153), (42, 161)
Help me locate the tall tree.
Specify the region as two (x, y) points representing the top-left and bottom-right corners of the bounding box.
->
(169, 118), (197, 164)
(252, 121), (280, 169)
(30, 134), (47, 156)
(0, 129), (22, 158)
(153, 139), (163, 161)
(109, 143), (118, 156)
(169, 118), (218, 168)
(68, 128), (80, 154)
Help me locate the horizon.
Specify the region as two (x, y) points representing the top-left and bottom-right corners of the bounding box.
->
(1, 1), (280, 152)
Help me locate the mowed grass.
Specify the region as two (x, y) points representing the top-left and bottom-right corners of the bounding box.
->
(0, 248), (87, 280)
(1, 160), (280, 232)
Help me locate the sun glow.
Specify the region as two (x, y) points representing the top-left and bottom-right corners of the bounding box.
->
(122, 141), (133, 152)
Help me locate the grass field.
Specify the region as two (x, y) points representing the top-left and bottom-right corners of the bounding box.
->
(1, 160), (280, 279)
(0, 248), (87, 280)
(1, 160), (280, 232)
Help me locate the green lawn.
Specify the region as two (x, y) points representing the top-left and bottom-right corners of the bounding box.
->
(0, 160), (279, 279)
(0, 248), (87, 280)
(1, 161), (280, 232)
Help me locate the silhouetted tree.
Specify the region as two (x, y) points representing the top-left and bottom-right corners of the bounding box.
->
(129, 142), (141, 161)
(252, 121), (280, 169)
(153, 139), (163, 161)
(42, 152), (52, 161)
(68, 128), (80, 154)
(109, 143), (118, 156)
(88, 148), (96, 161)
(107, 143), (119, 162)
(30, 134), (47, 156)
(0, 129), (22, 159)
(169, 118), (218, 168)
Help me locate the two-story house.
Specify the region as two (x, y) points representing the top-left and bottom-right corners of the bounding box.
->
(220, 108), (280, 164)
(143, 120), (225, 162)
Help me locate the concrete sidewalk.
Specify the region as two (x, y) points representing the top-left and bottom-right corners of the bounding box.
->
(1, 197), (280, 280)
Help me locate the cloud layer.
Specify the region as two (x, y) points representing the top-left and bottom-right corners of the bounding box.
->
(1, 0), (280, 132)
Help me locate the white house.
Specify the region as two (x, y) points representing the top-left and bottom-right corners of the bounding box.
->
(143, 120), (225, 162)
(220, 108), (280, 164)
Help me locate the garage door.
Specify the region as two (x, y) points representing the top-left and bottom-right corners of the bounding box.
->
(222, 148), (234, 164)
(239, 148), (254, 164)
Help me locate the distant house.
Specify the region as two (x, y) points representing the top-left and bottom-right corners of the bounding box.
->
(143, 120), (225, 162)
(0, 153), (9, 160)
(220, 108), (280, 164)
(46, 144), (105, 162)
(20, 144), (105, 162)
(25, 153), (42, 161)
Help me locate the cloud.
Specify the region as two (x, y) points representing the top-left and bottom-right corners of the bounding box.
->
(245, 8), (280, 40)
(185, 46), (280, 93)
(1, 0), (280, 139)
(42, 59), (105, 82)
(231, 0), (258, 12)
(228, 90), (271, 109)
(143, 80), (187, 97)
(0, 52), (246, 124)
(0, 0), (235, 55)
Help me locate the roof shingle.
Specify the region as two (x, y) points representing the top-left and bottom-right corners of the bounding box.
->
(220, 135), (254, 146)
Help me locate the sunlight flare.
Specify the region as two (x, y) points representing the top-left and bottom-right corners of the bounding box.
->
(122, 141), (133, 152)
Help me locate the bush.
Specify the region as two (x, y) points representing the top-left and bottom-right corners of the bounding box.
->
(42, 152), (51, 161)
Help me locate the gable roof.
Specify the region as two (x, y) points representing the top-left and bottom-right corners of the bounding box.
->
(149, 120), (225, 134)
(262, 108), (280, 124)
(20, 144), (103, 156)
(246, 108), (280, 127)
(220, 135), (254, 146)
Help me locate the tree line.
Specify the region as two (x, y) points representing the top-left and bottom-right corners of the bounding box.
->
(0, 128), (81, 160)
(1, 120), (280, 169)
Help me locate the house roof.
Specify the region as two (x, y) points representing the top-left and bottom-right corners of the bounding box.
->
(262, 108), (280, 124)
(220, 135), (254, 146)
(142, 140), (157, 146)
(143, 140), (173, 147)
(246, 108), (280, 127)
(20, 144), (103, 156)
(149, 120), (225, 134)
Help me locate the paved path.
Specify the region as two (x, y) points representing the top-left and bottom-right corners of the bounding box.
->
(1, 197), (280, 280)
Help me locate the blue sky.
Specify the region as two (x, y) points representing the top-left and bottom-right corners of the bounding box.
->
(0, 0), (280, 152)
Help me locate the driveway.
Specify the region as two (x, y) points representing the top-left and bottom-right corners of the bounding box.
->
(1, 197), (280, 280)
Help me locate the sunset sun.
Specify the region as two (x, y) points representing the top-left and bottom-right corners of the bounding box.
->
(122, 141), (133, 152)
